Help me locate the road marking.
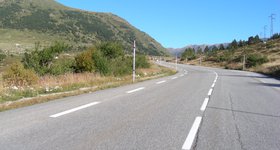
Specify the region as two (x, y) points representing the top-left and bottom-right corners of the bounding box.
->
(182, 116), (202, 150)
(208, 88), (213, 96)
(180, 74), (184, 77)
(200, 98), (209, 111)
(126, 87), (145, 94)
(50, 102), (100, 118)
(156, 80), (166, 84)
(213, 79), (217, 83)
(171, 77), (178, 80)
(211, 83), (215, 88)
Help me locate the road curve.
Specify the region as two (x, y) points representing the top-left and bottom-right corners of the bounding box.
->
(0, 62), (279, 150)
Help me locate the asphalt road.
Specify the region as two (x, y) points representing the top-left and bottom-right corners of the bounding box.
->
(0, 62), (279, 150)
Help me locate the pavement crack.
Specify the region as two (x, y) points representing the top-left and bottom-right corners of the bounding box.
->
(229, 94), (246, 150)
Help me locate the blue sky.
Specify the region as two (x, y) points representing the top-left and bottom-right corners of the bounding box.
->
(57, 0), (280, 48)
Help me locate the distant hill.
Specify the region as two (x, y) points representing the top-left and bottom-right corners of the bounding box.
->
(0, 0), (167, 55)
(167, 43), (228, 56)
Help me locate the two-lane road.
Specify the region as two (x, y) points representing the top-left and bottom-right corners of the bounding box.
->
(0, 62), (279, 150)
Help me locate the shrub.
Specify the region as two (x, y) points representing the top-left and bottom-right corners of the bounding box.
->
(111, 56), (132, 76)
(92, 50), (110, 75)
(3, 62), (38, 87)
(136, 55), (150, 68)
(246, 54), (269, 68)
(0, 53), (6, 62)
(50, 57), (75, 75)
(75, 50), (94, 73)
(22, 42), (69, 75)
(98, 42), (124, 59)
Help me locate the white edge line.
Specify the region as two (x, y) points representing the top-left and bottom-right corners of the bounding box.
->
(126, 87), (145, 94)
(182, 116), (202, 150)
(208, 88), (213, 96)
(171, 77), (178, 80)
(200, 98), (209, 111)
(50, 101), (100, 118)
(156, 80), (166, 84)
(211, 83), (215, 88)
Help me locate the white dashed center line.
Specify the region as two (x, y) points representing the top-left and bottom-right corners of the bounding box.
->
(200, 98), (209, 111)
(208, 88), (213, 96)
(182, 116), (202, 150)
(156, 80), (166, 84)
(126, 87), (145, 94)
(50, 101), (100, 118)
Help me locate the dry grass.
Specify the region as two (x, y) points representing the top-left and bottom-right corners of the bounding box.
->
(0, 62), (175, 111)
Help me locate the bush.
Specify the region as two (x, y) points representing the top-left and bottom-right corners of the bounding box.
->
(92, 49), (110, 75)
(22, 42), (69, 75)
(0, 53), (6, 62)
(3, 62), (38, 87)
(98, 42), (124, 59)
(111, 56), (132, 76)
(136, 55), (150, 68)
(50, 57), (75, 75)
(75, 50), (94, 73)
(246, 54), (268, 68)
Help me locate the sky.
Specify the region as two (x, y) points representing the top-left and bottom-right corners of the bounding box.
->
(57, 0), (280, 48)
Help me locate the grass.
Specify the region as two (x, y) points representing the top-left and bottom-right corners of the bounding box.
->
(0, 62), (176, 112)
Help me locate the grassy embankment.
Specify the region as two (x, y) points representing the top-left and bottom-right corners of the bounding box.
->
(0, 61), (175, 112)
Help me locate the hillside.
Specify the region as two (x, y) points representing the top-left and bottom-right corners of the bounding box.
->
(0, 0), (167, 55)
(180, 37), (280, 77)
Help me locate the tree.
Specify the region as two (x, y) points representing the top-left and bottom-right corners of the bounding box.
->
(197, 48), (203, 55)
(248, 35), (261, 45)
(204, 46), (209, 53)
(212, 45), (219, 51)
(270, 33), (280, 40)
(219, 44), (225, 50)
(181, 48), (196, 60)
(229, 39), (238, 49)
(238, 40), (246, 47)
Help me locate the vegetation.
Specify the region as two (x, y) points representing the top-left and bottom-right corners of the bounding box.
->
(179, 34), (280, 77)
(22, 42), (70, 75)
(0, 41), (165, 109)
(246, 54), (268, 68)
(0, 0), (167, 55)
(181, 48), (196, 61)
(3, 61), (38, 87)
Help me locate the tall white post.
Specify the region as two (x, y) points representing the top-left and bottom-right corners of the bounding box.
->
(175, 53), (178, 71)
(243, 54), (246, 70)
(133, 40), (136, 83)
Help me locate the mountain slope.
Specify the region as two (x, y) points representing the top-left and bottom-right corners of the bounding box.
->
(0, 0), (167, 55)
(182, 38), (280, 76)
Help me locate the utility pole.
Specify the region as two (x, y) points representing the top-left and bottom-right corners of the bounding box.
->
(175, 53), (178, 71)
(243, 54), (246, 70)
(133, 40), (136, 83)
(269, 14), (276, 37)
(199, 55), (202, 65)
